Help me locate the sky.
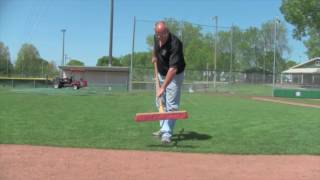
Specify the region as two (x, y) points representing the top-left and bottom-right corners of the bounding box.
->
(0, 0), (308, 66)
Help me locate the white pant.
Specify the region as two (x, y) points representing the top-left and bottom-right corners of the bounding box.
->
(156, 72), (184, 138)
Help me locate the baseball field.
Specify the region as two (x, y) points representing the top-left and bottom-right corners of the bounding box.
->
(0, 86), (319, 154)
(1, 86), (320, 179)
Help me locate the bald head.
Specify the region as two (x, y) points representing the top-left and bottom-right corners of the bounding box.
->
(155, 21), (168, 33)
(155, 21), (169, 45)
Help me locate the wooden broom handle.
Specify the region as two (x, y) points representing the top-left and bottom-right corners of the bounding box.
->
(154, 62), (164, 112)
(154, 62), (161, 87)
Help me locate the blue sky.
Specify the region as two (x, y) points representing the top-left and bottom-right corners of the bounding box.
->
(0, 0), (308, 66)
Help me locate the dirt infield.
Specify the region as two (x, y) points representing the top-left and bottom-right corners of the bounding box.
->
(252, 96), (320, 108)
(0, 144), (319, 180)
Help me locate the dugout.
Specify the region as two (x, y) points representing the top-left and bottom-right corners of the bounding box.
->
(59, 66), (129, 90)
(242, 67), (272, 83)
(0, 77), (51, 88)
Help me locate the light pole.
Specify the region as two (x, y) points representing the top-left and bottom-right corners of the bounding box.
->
(230, 24), (233, 83)
(65, 54), (69, 65)
(272, 18), (280, 96)
(7, 56), (9, 76)
(61, 29), (66, 66)
(41, 60), (44, 77)
(212, 16), (218, 89)
(263, 46), (266, 83)
(129, 16), (136, 91)
(108, 0), (114, 67)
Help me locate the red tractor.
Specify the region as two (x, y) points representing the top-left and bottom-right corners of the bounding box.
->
(53, 69), (87, 90)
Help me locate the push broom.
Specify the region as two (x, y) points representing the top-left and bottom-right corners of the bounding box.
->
(134, 62), (188, 122)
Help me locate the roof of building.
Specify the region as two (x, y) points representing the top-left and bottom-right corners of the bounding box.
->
(282, 68), (320, 74)
(282, 57), (320, 74)
(289, 57), (320, 69)
(59, 66), (129, 72)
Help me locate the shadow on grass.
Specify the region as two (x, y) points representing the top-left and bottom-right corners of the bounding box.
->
(172, 129), (212, 141)
(147, 129), (212, 148)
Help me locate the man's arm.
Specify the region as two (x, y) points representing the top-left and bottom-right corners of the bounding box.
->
(152, 49), (157, 63)
(152, 35), (158, 63)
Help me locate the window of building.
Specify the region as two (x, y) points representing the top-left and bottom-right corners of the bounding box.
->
(316, 60), (320, 66)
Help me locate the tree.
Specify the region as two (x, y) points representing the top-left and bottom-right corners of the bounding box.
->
(259, 20), (290, 72)
(47, 60), (59, 77)
(228, 26), (243, 72)
(303, 29), (320, 58)
(146, 19), (212, 72)
(67, 59), (85, 66)
(237, 27), (261, 69)
(137, 18), (291, 82)
(15, 43), (41, 76)
(0, 42), (13, 75)
(280, 0), (320, 39)
(96, 56), (122, 66)
(285, 60), (297, 69)
(36, 58), (59, 77)
(119, 52), (152, 81)
(280, 0), (320, 58)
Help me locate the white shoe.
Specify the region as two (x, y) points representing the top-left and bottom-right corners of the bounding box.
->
(152, 130), (163, 137)
(161, 136), (171, 144)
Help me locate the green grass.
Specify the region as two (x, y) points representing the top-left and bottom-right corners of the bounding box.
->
(216, 83), (274, 96)
(0, 87), (319, 154)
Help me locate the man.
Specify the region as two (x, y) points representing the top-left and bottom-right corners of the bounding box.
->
(152, 21), (186, 144)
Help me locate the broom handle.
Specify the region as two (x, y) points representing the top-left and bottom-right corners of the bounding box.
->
(154, 62), (165, 112)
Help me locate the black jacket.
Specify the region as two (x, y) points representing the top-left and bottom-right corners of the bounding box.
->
(154, 33), (186, 76)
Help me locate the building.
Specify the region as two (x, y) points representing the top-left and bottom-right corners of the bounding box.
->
(281, 57), (320, 88)
(59, 66), (129, 89)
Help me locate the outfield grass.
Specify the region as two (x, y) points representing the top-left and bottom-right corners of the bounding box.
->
(215, 83), (274, 96)
(0, 87), (319, 154)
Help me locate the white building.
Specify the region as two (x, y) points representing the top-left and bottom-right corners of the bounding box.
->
(281, 57), (320, 87)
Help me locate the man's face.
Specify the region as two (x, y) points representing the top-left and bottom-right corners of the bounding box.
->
(155, 29), (169, 44)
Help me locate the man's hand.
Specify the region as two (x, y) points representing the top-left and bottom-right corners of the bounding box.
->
(152, 57), (157, 64)
(156, 67), (177, 98)
(156, 86), (165, 97)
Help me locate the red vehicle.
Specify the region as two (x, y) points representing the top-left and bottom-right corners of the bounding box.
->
(53, 77), (87, 89)
(53, 69), (87, 90)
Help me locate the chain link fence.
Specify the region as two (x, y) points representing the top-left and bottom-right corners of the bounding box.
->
(1, 18), (318, 96)
(128, 18), (290, 96)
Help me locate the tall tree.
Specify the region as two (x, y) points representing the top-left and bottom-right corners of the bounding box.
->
(15, 43), (41, 76)
(238, 27), (261, 69)
(0, 42), (13, 75)
(259, 20), (290, 72)
(229, 26), (243, 72)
